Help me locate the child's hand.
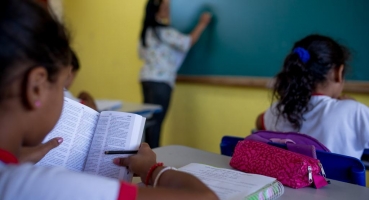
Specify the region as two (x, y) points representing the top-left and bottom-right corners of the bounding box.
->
(19, 137), (63, 164)
(113, 143), (157, 183)
(200, 12), (212, 26)
(78, 91), (97, 110)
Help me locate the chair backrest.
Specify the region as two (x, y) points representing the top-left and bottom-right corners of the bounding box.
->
(220, 136), (244, 157)
(361, 149), (369, 170)
(220, 135), (367, 186)
(316, 150), (366, 186)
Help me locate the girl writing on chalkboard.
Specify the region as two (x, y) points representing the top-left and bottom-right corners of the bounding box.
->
(0, 0), (219, 199)
(139, 0), (211, 148)
(256, 34), (369, 159)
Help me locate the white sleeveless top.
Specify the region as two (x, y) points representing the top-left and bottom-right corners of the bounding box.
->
(263, 95), (369, 159)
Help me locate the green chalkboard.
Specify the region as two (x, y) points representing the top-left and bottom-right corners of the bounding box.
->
(172, 0), (369, 81)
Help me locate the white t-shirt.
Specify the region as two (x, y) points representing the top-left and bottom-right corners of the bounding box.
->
(263, 95), (369, 159)
(0, 163), (137, 200)
(139, 27), (192, 88)
(0, 149), (137, 200)
(64, 89), (79, 101)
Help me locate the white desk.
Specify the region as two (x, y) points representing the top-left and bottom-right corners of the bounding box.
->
(153, 145), (369, 200)
(120, 102), (162, 118)
(95, 100), (162, 118)
(120, 102), (162, 131)
(96, 100), (161, 129)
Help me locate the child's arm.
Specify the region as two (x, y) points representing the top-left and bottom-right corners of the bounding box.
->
(136, 174), (218, 200)
(255, 113), (265, 130)
(115, 143), (218, 200)
(78, 91), (97, 110)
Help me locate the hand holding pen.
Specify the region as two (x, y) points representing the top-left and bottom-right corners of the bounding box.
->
(112, 143), (157, 183)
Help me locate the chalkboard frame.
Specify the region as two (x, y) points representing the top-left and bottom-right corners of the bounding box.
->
(177, 76), (369, 94)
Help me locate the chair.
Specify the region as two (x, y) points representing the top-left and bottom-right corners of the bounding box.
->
(361, 149), (369, 170)
(220, 136), (244, 157)
(220, 135), (367, 186)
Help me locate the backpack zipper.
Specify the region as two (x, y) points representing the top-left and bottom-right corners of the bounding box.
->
(318, 162), (326, 178)
(308, 166), (313, 183)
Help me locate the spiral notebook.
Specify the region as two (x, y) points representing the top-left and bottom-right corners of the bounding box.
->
(179, 163), (284, 200)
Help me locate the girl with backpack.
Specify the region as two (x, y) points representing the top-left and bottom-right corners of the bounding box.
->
(256, 34), (369, 159)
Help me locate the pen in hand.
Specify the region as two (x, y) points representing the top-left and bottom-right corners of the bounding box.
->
(104, 150), (138, 155)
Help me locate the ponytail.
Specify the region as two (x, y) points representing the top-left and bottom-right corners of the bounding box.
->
(273, 34), (351, 130)
(273, 51), (314, 130)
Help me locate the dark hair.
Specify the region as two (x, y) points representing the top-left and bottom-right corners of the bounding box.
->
(0, 0), (71, 99)
(70, 50), (80, 72)
(273, 34), (350, 130)
(140, 0), (167, 47)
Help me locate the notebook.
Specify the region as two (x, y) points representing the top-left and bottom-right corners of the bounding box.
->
(179, 163), (284, 200)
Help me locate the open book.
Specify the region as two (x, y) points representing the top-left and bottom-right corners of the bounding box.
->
(36, 98), (145, 182)
(179, 163), (284, 200)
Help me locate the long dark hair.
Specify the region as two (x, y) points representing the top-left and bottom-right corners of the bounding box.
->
(0, 0), (71, 100)
(273, 34), (350, 130)
(140, 0), (168, 47)
(70, 50), (80, 72)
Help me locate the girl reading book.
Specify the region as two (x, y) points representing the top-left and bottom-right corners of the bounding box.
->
(0, 0), (217, 199)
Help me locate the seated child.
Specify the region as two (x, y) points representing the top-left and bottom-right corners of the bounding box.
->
(0, 0), (218, 199)
(64, 49), (97, 110)
(256, 34), (369, 159)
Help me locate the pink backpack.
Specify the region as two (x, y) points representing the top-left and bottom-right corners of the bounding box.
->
(230, 140), (329, 189)
(230, 131), (330, 189)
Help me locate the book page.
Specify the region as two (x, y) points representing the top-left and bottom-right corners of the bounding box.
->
(83, 111), (145, 181)
(179, 163), (277, 200)
(36, 98), (99, 172)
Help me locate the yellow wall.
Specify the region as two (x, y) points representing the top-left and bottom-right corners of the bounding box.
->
(63, 0), (369, 154)
(64, 0), (145, 102)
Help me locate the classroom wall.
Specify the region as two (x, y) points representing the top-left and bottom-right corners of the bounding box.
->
(64, 0), (369, 186)
(64, 0), (369, 154)
(64, 0), (145, 102)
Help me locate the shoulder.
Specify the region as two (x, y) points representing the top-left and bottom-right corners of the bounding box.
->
(159, 27), (189, 38)
(159, 27), (178, 34)
(311, 96), (369, 124)
(264, 102), (279, 117)
(320, 97), (367, 114)
(344, 100), (369, 120)
(263, 102), (286, 130)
